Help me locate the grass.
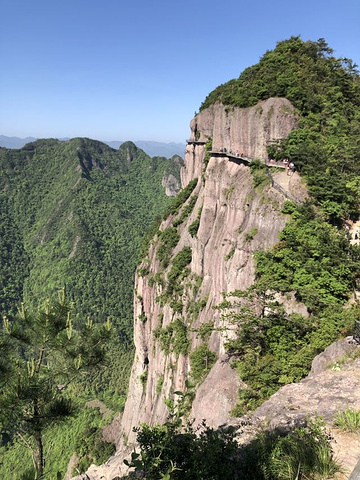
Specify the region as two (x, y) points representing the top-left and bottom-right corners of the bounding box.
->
(334, 409), (360, 433)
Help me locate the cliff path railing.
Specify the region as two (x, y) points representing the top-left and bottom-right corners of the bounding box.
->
(186, 139), (207, 145)
(209, 150), (300, 204)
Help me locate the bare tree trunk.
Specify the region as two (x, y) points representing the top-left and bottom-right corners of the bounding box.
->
(34, 398), (44, 479)
(35, 432), (44, 479)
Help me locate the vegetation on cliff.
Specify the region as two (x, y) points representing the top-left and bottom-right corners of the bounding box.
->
(123, 413), (339, 480)
(196, 36), (360, 415)
(0, 138), (181, 477)
(201, 36), (360, 221)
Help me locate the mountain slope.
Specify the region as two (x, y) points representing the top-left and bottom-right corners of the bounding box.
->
(0, 138), (182, 388)
(0, 135), (186, 158)
(77, 38), (360, 480)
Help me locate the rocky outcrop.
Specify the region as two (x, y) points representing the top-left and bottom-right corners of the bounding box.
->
(161, 173), (181, 196)
(73, 98), (301, 479)
(241, 339), (360, 479)
(182, 97), (297, 188)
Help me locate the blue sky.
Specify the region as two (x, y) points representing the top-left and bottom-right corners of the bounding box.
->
(1, 0), (360, 143)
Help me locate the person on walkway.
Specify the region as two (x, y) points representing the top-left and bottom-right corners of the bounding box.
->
(355, 229), (359, 240)
(287, 162), (295, 175)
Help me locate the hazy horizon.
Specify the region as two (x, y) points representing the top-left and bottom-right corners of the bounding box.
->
(2, 0), (360, 142)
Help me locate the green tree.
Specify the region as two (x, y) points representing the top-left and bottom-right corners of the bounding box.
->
(0, 290), (111, 479)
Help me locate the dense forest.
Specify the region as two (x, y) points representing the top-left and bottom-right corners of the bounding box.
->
(0, 138), (182, 477)
(1, 36), (360, 479)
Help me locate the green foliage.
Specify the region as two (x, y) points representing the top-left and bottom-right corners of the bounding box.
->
(203, 138), (213, 170)
(200, 37), (360, 221)
(192, 321), (214, 341)
(221, 285), (357, 414)
(244, 228), (258, 242)
(0, 292), (111, 477)
(0, 138), (180, 474)
(162, 178), (198, 220)
(254, 202), (359, 312)
(156, 375), (164, 395)
(249, 160), (270, 189)
(0, 139), (180, 402)
(188, 207), (202, 238)
(225, 247), (235, 260)
(124, 420), (239, 480)
(139, 370), (148, 386)
(0, 407), (115, 479)
(239, 418), (339, 480)
(166, 246), (192, 297)
(187, 297), (208, 322)
(225, 185), (235, 200)
(190, 343), (217, 384)
(173, 194), (198, 227)
(157, 227), (180, 268)
(334, 409), (360, 433)
(154, 319), (190, 356)
(123, 415), (338, 480)
(0, 195), (29, 317)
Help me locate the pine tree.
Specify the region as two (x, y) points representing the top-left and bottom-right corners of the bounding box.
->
(0, 289), (111, 479)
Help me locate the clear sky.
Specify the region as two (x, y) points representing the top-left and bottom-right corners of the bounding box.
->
(1, 0), (360, 143)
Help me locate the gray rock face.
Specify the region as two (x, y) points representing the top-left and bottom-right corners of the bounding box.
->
(161, 173), (181, 196)
(72, 98), (301, 479)
(182, 97), (297, 187)
(190, 355), (243, 428)
(243, 340), (360, 479)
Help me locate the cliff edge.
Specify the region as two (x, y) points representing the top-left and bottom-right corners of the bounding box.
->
(73, 98), (304, 479)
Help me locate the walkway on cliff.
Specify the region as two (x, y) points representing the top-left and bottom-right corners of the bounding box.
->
(187, 140), (303, 204)
(209, 150), (301, 204)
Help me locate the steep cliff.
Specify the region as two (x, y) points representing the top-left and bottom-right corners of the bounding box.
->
(122, 97), (299, 435)
(75, 98), (304, 479)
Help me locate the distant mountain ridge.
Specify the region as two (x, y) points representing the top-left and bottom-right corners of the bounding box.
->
(0, 135), (185, 158)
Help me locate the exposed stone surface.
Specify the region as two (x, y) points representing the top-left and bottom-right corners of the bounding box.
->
(309, 337), (357, 377)
(191, 355), (243, 428)
(239, 339), (360, 479)
(72, 99), (360, 480)
(71, 99), (300, 480)
(182, 97), (297, 187)
(162, 172), (180, 196)
(271, 169), (308, 204)
(73, 340), (360, 480)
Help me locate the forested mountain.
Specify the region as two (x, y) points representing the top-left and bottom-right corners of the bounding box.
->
(201, 36), (360, 222)
(0, 138), (182, 394)
(2, 37), (360, 479)
(102, 37), (360, 480)
(0, 137), (183, 477)
(0, 135), (186, 158)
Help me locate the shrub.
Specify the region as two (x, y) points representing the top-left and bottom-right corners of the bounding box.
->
(188, 207), (202, 238)
(190, 343), (217, 384)
(244, 227), (258, 242)
(239, 419), (339, 480)
(173, 194), (198, 227)
(166, 247), (192, 296)
(156, 227), (180, 267)
(154, 319), (190, 356)
(162, 178), (198, 220)
(156, 375), (164, 395)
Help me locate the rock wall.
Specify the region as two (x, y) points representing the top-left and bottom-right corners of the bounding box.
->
(182, 97), (297, 187)
(75, 98), (299, 479)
